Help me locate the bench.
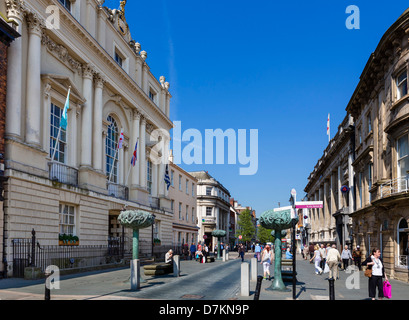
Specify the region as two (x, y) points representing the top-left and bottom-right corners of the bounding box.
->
(281, 270), (297, 282)
(143, 263), (173, 276)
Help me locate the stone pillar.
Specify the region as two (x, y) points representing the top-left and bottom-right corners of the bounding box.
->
(140, 51), (148, 94)
(93, 74), (104, 171)
(135, 56), (143, 88)
(338, 165), (342, 209)
(241, 262), (250, 297)
(25, 13), (43, 147)
(139, 116), (146, 188)
(348, 151), (355, 212)
(81, 64), (94, 167)
(5, 0), (24, 140)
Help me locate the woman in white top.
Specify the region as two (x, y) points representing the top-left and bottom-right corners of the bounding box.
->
(310, 244), (323, 275)
(260, 245), (273, 280)
(367, 249), (388, 300)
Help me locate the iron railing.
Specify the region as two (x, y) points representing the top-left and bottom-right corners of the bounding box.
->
(48, 161), (78, 186)
(11, 230), (128, 278)
(397, 255), (409, 268)
(107, 182), (129, 200)
(380, 176), (409, 198)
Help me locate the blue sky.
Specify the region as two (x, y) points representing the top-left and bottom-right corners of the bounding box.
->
(106, 0), (408, 216)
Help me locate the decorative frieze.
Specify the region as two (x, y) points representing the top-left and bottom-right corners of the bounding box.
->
(41, 32), (83, 75)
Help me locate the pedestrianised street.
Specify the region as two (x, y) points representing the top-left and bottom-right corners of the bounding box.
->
(0, 253), (408, 301)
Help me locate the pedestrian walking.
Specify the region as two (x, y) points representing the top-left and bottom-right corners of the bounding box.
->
(365, 248), (388, 300)
(255, 243), (262, 262)
(189, 242), (196, 261)
(341, 245), (353, 270)
(319, 243), (327, 270)
(310, 244), (323, 275)
(238, 244), (245, 262)
(326, 244), (341, 280)
(308, 242), (315, 263)
(352, 245), (362, 270)
(260, 245), (273, 279)
(303, 244), (309, 260)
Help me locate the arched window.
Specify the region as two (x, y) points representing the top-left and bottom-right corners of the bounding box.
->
(106, 116), (119, 183)
(397, 218), (409, 267)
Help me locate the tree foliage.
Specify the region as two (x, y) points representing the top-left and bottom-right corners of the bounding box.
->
(235, 209), (256, 243)
(257, 225), (275, 244)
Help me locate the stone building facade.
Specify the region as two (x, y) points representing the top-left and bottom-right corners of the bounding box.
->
(306, 8), (409, 282)
(304, 115), (355, 248)
(189, 171), (231, 251)
(1, 0), (173, 276)
(346, 8), (409, 282)
(168, 155), (199, 247)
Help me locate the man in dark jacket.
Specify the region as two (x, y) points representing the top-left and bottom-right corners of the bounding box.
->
(309, 243), (315, 263)
(189, 243), (196, 260)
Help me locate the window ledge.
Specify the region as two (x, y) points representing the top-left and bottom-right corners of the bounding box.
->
(391, 94), (409, 111)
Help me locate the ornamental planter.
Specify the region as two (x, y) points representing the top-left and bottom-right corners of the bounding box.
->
(59, 240), (79, 246)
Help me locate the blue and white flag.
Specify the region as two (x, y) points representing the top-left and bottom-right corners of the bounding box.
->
(164, 164), (171, 190)
(60, 87), (71, 130)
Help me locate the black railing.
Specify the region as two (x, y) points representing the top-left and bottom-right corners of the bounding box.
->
(11, 230), (127, 278)
(48, 161), (78, 186)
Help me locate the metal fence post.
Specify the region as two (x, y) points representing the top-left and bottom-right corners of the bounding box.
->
(31, 229), (36, 267)
(254, 275), (263, 300)
(328, 278), (335, 300)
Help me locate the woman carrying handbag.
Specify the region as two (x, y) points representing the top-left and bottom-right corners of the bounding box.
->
(363, 249), (389, 300)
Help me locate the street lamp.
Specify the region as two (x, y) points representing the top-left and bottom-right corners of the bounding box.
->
(289, 188), (297, 300)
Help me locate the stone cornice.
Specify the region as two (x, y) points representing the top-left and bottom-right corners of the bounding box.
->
(26, 0), (172, 129)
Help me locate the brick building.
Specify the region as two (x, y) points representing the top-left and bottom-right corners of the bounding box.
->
(0, 13), (20, 277)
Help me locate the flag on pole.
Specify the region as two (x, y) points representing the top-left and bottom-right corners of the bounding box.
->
(60, 87), (71, 130)
(327, 113), (330, 141)
(164, 164), (171, 190)
(131, 140), (138, 167)
(118, 129), (124, 149)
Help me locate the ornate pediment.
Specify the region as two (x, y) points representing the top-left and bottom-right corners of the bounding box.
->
(104, 0), (130, 40)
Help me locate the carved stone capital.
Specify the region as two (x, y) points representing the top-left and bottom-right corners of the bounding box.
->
(5, 0), (25, 22)
(133, 109), (141, 121)
(26, 12), (44, 36)
(82, 63), (95, 79)
(94, 73), (106, 88)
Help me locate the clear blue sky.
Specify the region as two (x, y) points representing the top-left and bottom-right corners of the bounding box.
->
(106, 0), (408, 216)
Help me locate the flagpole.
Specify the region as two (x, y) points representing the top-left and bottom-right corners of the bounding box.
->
(108, 128), (124, 183)
(51, 86), (71, 162)
(51, 126), (62, 162)
(125, 137), (139, 186)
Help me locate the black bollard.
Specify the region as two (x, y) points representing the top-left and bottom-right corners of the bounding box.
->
(44, 271), (51, 300)
(254, 275), (263, 300)
(328, 278), (335, 300)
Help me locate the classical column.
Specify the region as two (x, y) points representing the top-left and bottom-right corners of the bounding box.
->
(139, 116), (146, 188)
(25, 13), (43, 147)
(338, 165), (342, 209)
(81, 64), (94, 167)
(5, 0), (24, 140)
(323, 181), (329, 235)
(348, 150), (355, 212)
(131, 110), (141, 186)
(93, 74), (104, 171)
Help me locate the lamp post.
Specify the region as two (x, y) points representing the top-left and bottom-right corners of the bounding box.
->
(289, 188), (297, 300)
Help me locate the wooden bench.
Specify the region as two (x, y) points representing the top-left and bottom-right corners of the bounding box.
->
(143, 263), (173, 276)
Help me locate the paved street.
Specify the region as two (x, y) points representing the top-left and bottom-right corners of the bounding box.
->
(0, 253), (408, 300)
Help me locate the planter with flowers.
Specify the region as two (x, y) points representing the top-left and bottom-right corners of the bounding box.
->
(59, 234), (79, 246)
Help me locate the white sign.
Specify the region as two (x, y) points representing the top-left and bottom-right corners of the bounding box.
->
(295, 201), (323, 209)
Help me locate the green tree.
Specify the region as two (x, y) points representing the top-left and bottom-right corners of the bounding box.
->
(235, 209), (256, 244)
(257, 225), (275, 244)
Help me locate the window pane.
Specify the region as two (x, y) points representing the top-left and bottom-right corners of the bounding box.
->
(398, 136), (409, 159)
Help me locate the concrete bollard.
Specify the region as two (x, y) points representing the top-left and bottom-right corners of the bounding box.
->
(250, 257), (257, 281)
(222, 249), (226, 262)
(241, 262), (250, 297)
(173, 255), (180, 277)
(130, 259), (140, 290)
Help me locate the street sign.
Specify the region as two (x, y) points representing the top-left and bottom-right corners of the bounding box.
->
(238, 235), (242, 240)
(295, 201), (323, 209)
(203, 235), (207, 239)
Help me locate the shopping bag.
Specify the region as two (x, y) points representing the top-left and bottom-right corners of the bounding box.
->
(383, 280), (392, 299)
(323, 263), (330, 273)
